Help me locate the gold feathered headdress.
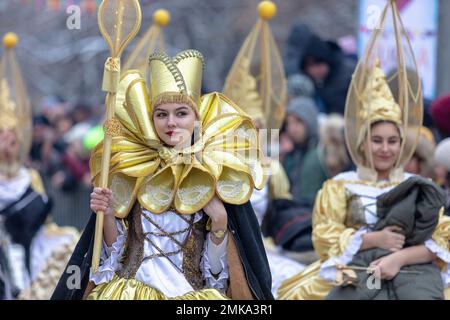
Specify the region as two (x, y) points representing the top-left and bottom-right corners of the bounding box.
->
(90, 50), (267, 217)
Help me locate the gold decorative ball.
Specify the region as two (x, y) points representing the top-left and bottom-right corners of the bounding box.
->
(153, 9), (170, 27)
(3, 32), (18, 49)
(258, 1), (277, 20)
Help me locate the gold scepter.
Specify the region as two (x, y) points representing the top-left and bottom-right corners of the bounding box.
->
(92, 0), (142, 273)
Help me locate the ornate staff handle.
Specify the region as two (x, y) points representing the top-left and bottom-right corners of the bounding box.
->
(92, 0), (141, 273)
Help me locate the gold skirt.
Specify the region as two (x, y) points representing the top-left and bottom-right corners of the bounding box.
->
(277, 260), (333, 300)
(277, 260), (450, 300)
(86, 274), (229, 300)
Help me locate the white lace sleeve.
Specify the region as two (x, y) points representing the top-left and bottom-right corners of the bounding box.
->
(89, 220), (127, 285)
(319, 227), (369, 282)
(425, 239), (450, 287)
(200, 233), (229, 292)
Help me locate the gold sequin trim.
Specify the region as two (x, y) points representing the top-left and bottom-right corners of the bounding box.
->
(103, 118), (122, 137)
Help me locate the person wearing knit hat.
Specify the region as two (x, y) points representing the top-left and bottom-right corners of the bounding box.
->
(282, 95), (319, 204)
(285, 96), (319, 146)
(287, 73), (315, 100)
(431, 95), (450, 139)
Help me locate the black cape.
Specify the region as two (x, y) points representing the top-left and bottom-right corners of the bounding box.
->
(0, 185), (52, 286)
(51, 201), (273, 300)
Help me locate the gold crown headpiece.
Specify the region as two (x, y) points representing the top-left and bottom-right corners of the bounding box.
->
(148, 50), (204, 118)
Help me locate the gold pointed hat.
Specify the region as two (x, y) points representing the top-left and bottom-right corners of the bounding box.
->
(223, 1), (287, 130)
(148, 50), (204, 117)
(359, 60), (402, 127)
(0, 32), (32, 164)
(0, 79), (17, 130)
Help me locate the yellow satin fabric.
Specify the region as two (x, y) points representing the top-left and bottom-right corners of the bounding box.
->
(29, 168), (46, 196)
(359, 62), (402, 127)
(86, 275), (229, 300)
(277, 178), (450, 300)
(269, 159), (292, 200)
(431, 208), (450, 300)
(90, 71), (267, 218)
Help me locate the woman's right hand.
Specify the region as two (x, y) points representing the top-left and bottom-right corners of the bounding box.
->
(374, 225), (405, 252)
(90, 187), (115, 217)
(362, 225), (405, 252)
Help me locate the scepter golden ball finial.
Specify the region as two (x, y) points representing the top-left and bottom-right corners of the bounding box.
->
(3, 32), (18, 49)
(258, 1), (277, 20)
(153, 9), (170, 27)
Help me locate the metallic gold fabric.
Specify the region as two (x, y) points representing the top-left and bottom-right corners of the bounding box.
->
(90, 70), (266, 217)
(432, 208), (450, 266)
(148, 50), (204, 116)
(29, 168), (46, 196)
(269, 159), (292, 200)
(0, 79), (17, 130)
(277, 178), (450, 300)
(86, 274), (228, 300)
(360, 61), (402, 127)
(356, 62), (404, 163)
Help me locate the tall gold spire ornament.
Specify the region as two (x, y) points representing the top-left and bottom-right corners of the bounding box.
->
(344, 0), (423, 181)
(92, 0), (142, 273)
(123, 8), (170, 79)
(0, 32), (32, 178)
(223, 1), (287, 131)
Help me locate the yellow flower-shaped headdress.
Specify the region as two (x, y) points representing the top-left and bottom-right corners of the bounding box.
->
(90, 50), (267, 217)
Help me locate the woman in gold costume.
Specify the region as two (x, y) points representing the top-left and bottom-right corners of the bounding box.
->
(277, 1), (450, 300)
(52, 50), (273, 300)
(277, 61), (450, 300)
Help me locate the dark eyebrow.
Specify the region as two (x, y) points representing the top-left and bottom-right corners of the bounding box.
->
(371, 135), (399, 139)
(154, 106), (189, 112)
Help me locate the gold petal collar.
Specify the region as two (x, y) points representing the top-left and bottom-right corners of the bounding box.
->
(90, 71), (267, 217)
